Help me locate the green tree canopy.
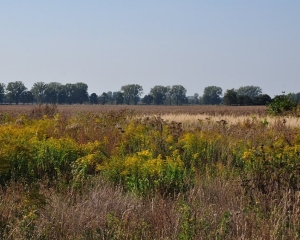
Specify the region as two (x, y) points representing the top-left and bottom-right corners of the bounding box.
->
(237, 95), (252, 105)
(223, 89), (238, 105)
(98, 92), (108, 105)
(169, 85), (187, 105)
(89, 93), (98, 104)
(268, 93), (297, 115)
(64, 84), (75, 104)
(31, 82), (47, 104)
(57, 86), (67, 104)
(73, 82), (89, 104)
(107, 91), (114, 104)
(149, 85), (169, 105)
(202, 86), (222, 105)
(114, 91), (124, 105)
(63, 83), (88, 104)
(142, 94), (154, 105)
(252, 94), (271, 105)
(193, 93), (200, 104)
(6, 81), (27, 104)
(290, 92), (300, 103)
(20, 90), (34, 104)
(0, 83), (5, 103)
(121, 84), (143, 105)
(237, 86), (262, 99)
(44, 82), (62, 104)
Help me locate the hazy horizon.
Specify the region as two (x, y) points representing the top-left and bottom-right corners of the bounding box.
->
(1, 1), (299, 97)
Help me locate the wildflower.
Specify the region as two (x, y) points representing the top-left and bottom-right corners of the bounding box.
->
(242, 151), (252, 160)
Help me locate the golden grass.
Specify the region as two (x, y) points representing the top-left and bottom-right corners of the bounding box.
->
(157, 114), (300, 128)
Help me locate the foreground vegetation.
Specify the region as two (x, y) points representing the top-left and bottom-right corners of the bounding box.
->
(0, 105), (300, 239)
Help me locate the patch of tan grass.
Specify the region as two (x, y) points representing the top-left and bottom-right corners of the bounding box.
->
(145, 113), (300, 129)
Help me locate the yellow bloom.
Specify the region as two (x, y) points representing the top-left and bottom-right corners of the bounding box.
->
(192, 153), (200, 160)
(242, 151), (252, 160)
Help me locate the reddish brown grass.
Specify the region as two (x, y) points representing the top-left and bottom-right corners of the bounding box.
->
(0, 104), (268, 116)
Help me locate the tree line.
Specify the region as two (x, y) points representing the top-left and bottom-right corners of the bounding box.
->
(0, 81), (299, 106)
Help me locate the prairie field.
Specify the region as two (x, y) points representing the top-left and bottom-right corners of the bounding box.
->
(0, 104), (268, 115)
(0, 104), (300, 239)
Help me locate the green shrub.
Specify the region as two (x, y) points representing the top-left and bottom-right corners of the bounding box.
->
(268, 93), (297, 115)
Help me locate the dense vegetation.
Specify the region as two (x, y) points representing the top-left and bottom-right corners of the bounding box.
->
(0, 105), (300, 239)
(1, 81), (300, 106)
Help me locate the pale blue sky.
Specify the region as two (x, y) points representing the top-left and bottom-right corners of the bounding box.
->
(0, 1), (299, 97)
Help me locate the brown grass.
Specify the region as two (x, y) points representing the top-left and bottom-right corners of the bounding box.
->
(0, 104), (268, 116)
(1, 104), (300, 239)
(2, 104), (299, 129)
(1, 177), (299, 239)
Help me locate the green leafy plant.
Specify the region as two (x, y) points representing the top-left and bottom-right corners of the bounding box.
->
(267, 92), (298, 115)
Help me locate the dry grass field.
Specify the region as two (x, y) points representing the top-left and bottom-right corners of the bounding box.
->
(0, 104), (268, 116)
(1, 104), (300, 239)
(1, 104), (299, 128)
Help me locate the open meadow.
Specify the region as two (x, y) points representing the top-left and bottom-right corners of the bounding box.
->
(0, 104), (268, 116)
(0, 104), (300, 239)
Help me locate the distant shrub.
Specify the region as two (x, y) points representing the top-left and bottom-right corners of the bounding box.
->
(267, 93), (297, 115)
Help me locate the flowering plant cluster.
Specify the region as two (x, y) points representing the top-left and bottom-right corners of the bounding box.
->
(0, 111), (299, 197)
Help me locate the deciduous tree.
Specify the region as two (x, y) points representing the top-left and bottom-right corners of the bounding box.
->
(150, 85), (169, 105)
(202, 86), (222, 105)
(44, 82), (62, 104)
(252, 94), (271, 105)
(142, 95), (154, 105)
(237, 95), (252, 105)
(89, 93), (98, 104)
(0, 83), (5, 103)
(193, 93), (200, 104)
(290, 92), (300, 103)
(115, 91), (124, 105)
(20, 91), (34, 104)
(107, 91), (114, 104)
(169, 85), (187, 105)
(268, 93), (297, 115)
(121, 84), (143, 105)
(223, 89), (238, 105)
(31, 82), (47, 104)
(73, 82), (89, 104)
(237, 86), (262, 99)
(98, 92), (108, 105)
(6, 81), (27, 104)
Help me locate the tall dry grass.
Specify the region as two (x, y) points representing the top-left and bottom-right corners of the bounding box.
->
(157, 113), (300, 129)
(1, 177), (299, 239)
(1, 105), (300, 239)
(1, 104), (268, 116)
